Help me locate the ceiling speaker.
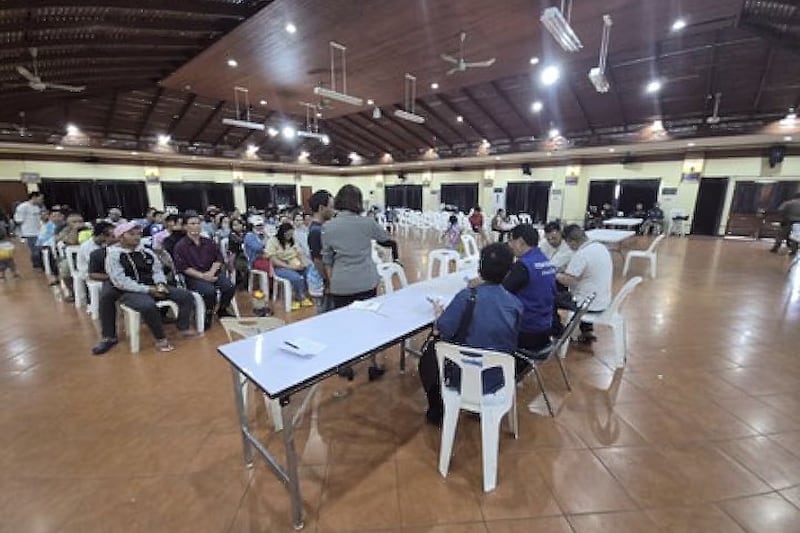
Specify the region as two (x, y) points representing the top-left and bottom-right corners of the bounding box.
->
(521, 163), (532, 175)
(769, 145), (786, 168)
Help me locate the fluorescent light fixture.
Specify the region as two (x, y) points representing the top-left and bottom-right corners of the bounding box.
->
(548, 128), (560, 139)
(393, 109), (426, 124)
(652, 119), (664, 131)
(267, 127), (278, 137)
(285, 22), (297, 34)
(299, 150), (310, 158)
(456, 115), (464, 123)
(431, 82), (439, 90)
(687, 142), (696, 147)
(130, 151), (139, 155)
(282, 126), (296, 139)
(55, 145), (64, 150)
(313, 86), (363, 107)
(671, 19), (686, 32)
(780, 109), (797, 126)
(529, 56), (540, 65)
(540, 65), (560, 86)
(158, 134), (171, 144)
(608, 148), (615, 152)
(227, 58), (238, 68)
(540, 6), (583, 52)
(222, 118), (265, 131)
(588, 68), (610, 93)
(297, 130), (330, 144)
(322, 134), (330, 145)
(259, 99), (268, 105)
(349, 152), (360, 160)
(646, 80), (662, 93)
(784, 136), (793, 142)
(531, 101), (543, 113)
(372, 107), (382, 119)
(588, 15), (613, 93)
(66, 123), (78, 135)
(481, 139), (491, 146)
(366, 99), (374, 105)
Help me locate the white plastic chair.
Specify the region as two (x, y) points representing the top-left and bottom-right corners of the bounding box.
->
(460, 234), (479, 259)
(669, 209), (689, 237)
(64, 245), (86, 309)
(377, 262), (408, 294)
(436, 342), (518, 493)
(582, 277), (643, 368)
(86, 280), (103, 320)
(622, 234), (665, 278)
(427, 249), (460, 280)
(518, 213), (532, 225)
(221, 317), (286, 432)
(119, 300), (179, 354)
(456, 256), (479, 272)
(269, 261), (294, 313)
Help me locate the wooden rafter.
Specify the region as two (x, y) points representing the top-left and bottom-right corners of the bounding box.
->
(437, 94), (487, 142)
(414, 99), (468, 144)
(167, 93), (196, 136)
(136, 86), (164, 140)
(189, 101), (225, 144)
(462, 87), (513, 140)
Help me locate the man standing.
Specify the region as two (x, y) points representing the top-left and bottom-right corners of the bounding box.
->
(503, 224), (557, 352)
(13, 191), (45, 269)
(771, 192), (800, 255)
(539, 222), (574, 271)
(556, 225), (613, 342)
(173, 215), (236, 328)
(307, 190), (335, 310)
(106, 221), (198, 352)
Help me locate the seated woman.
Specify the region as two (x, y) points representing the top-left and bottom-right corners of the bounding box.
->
(491, 209), (512, 242)
(266, 222), (313, 310)
(419, 242), (523, 426)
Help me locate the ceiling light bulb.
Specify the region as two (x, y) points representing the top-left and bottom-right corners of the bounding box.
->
(646, 80), (662, 94)
(671, 19), (687, 32)
(652, 119), (664, 131)
(531, 101), (543, 113)
(316, 112), (322, 118)
(687, 142), (696, 147)
(366, 99), (375, 106)
(227, 59), (238, 68)
(246, 144), (258, 154)
(66, 123), (78, 135)
(784, 136), (793, 142)
(281, 126), (296, 139)
(456, 115), (464, 123)
(321, 134), (330, 145)
(285, 22), (297, 34)
(349, 152), (359, 160)
(55, 145), (64, 150)
(482, 139), (490, 146)
(299, 150), (309, 158)
(608, 148), (615, 152)
(131, 151), (139, 155)
(259, 99), (267, 105)
(267, 127), (278, 137)
(548, 128), (560, 139)
(431, 82), (439, 90)
(540, 65), (560, 86)
(529, 56), (540, 65)
(787, 109), (797, 120)
(158, 134), (171, 144)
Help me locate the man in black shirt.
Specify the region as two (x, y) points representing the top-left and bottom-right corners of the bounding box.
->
(88, 237), (123, 355)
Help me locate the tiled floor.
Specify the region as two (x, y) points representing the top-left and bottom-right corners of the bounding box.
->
(2, 234), (800, 532)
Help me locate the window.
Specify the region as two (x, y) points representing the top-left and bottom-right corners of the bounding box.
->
(506, 181), (551, 222)
(244, 184), (297, 211)
(440, 183), (478, 213)
(39, 179), (148, 221)
(731, 181), (800, 215)
(587, 179), (660, 214)
(385, 184), (422, 210)
(162, 182), (234, 213)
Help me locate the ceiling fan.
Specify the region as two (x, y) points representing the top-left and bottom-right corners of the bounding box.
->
(440, 32), (496, 76)
(16, 48), (85, 93)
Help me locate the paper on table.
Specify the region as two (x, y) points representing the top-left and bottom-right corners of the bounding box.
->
(280, 338), (326, 358)
(349, 300), (381, 312)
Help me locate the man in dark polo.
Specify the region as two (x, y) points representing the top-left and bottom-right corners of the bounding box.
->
(173, 214), (235, 328)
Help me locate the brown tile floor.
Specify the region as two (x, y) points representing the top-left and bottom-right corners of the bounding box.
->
(2, 234), (800, 532)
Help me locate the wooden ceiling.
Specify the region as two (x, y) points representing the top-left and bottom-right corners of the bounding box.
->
(0, 0), (797, 166)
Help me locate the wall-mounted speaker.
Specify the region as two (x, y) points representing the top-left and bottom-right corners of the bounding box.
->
(398, 171), (407, 181)
(768, 145), (786, 168)
(521, 163), (532, 175)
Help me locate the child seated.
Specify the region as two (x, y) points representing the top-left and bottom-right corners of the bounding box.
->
(0, 228), (18, 280)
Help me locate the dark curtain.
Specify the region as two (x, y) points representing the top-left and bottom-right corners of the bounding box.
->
(731, 181), (800, 214)
(39, 179), (148, 221)
(506, 182), (551, 222)
(385, 184), (422, 210)
(618, 179), (660, 214)
(244, 184), (297, 210)
(162, 182), (233, 213)
(440, 183), (478, 213)
(587, 181), (616, 210)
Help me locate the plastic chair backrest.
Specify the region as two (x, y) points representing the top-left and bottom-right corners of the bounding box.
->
(435, 342), (515, 412)
(428, 249), (460, 279)
(791, 223), (800, 242)
(645, 234), (666, 254)
(220, 317), (285, 342)
(65, 245), (80, 274)
(461, 234), (479, 258)
(377, 262), (408, 292)
(371, 240), (383, 265)
(608, 276), (642, 316)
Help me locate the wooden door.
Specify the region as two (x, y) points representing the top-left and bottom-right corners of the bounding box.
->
(300, 186), (312, 212)
(0, 181), (28, 219)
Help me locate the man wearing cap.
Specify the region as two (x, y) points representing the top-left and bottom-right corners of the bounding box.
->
(106, 221), (199, 352)
(173, 214), (236, 328)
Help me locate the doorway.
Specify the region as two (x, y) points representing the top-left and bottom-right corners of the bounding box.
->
(300, 186), (312, 211)
(692, 177), (729, 235)
(0, 182), (28, 218)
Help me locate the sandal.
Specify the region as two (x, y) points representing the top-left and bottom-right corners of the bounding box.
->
(179, 329), (202, 339)
(155, 340), (175, 352)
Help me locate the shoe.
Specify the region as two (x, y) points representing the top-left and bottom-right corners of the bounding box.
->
(367, 366), (386, 381)
(216, 307), (235, 318)
(291, 301), (301, 311)
(155, 339), (175, 352)
(91, 338), (118, 355)
(770, 248), (779, 254)
(575, 333), (597, 344)
(300, 298), (314, 307)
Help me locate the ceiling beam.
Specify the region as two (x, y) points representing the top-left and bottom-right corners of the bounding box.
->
(0, 19), (233, 34)
(0, 34), (204, 52)
(461, 87), (513, 141)
(489, 81), (537, 134)
(752, 47), (775, 112)
(437, 94), (487, 142)
(3, 0), (250, 18)
(213, 126), (234, 148)
(384, 106), (444, 149)
(167, 93), (196, 136)
(136, 87), (164, 140)
(325, 121), (385, 156)
(414, 99), (468, 144)
(104, 90), (118, 137)
(323, 122), (380, 157)
(189, 101), (225, 144)
(604, 66), (629, 126)
(340, 116), (409, 154)
(566, 79), (594, 134)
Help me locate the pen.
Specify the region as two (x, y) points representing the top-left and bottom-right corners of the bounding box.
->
(284, 341), (299, 349)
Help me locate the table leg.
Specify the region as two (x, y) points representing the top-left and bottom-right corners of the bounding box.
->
(230, 368), (255, 468)
(400, 340), (407, 373)
(281, 397), (305, 530)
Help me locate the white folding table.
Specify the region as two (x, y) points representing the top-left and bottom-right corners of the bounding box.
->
(586, 229), (636, 257)
(602, 217), (643, 229)
(217, 269), (475, 530)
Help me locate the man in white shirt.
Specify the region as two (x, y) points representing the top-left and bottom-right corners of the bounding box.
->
(539, 222), (574, 271)
(556, 224), (613, 342)
(77, 222), (115, 279)
(13, 191), (45, 270)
